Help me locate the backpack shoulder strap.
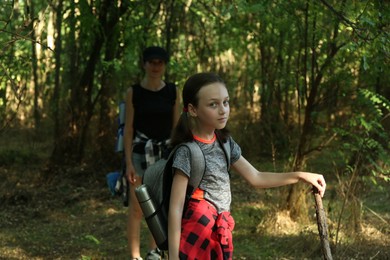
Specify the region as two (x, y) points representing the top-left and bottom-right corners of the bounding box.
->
(216, 134), (231, 171)
(184, 142), (205, 190)
(171, 142), (205, 199)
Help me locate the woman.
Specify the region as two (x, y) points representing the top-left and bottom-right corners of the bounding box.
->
(168, 72), (326, 260)
(123, 46), (180, 260)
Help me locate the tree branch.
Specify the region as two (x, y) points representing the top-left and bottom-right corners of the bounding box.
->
(0, 28), (54, 52)
(302, 133), (337, 157)
(319, 0), (389, 42)
(318, 0), (356, 27)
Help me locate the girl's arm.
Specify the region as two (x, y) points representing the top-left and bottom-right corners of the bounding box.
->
(123, 88), (136, 183)
(231, 156), (326, 197)
(168, 169), (188, 260)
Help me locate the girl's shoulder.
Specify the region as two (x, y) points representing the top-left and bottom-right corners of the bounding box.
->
(225, 136), (242, 164)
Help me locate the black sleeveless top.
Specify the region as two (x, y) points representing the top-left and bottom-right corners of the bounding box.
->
(132, 83), (176, 141)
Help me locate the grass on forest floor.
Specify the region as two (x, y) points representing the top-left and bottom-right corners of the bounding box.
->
(0, 128), (389, 259)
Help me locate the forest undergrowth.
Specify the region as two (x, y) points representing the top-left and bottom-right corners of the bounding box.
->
(0, 128), (389, 259)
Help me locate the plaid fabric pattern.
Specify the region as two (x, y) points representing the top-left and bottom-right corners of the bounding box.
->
(179, 199), (235, 260)
(133, 131), (170, 167)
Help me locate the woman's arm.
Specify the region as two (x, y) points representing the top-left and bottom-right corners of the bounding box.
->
(123, 88), (136, 183)
(231, 156), (326, 197)
(168, 169), (188, 260)
(172, 86), (181, 128)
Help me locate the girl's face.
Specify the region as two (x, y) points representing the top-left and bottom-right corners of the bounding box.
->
(190, 82), (230, 132)
(144, 59), (166, 79)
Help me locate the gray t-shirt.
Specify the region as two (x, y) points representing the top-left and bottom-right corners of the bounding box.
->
(172, 136), (241, 213)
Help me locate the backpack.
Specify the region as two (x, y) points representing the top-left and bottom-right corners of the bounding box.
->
(135, 136), (231, 251)
(106, 101), (129, 206)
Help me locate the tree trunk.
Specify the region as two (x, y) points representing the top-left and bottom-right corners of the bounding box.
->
(28, 0), (40, 129)
(51, 0), (64, 163)
(287, 1), (345, 220)
(51, 0), (106, 163)
(50, 0), (129, 164)
(96, 1), (127, 166)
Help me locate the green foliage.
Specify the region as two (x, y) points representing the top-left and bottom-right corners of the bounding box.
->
(0, 0), (388, 167)
(334, 89), (390, 182)
(359, 88), (390, 117)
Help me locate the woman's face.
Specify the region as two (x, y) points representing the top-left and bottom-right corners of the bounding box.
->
(191, 82), (230, 131)
(144, 59), (166, 79)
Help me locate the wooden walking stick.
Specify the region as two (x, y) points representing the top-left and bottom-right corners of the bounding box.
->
(313, 186), (333, 260)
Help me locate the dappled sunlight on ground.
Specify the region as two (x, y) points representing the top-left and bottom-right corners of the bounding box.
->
(105, 207), (122, 215)
(0, 127), (389, 259)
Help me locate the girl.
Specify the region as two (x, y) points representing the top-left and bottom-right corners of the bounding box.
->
(123, 46), (180, 260)
(168, 72), (326, 260)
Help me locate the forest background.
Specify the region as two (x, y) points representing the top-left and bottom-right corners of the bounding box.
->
(0, 0), (389, 259)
